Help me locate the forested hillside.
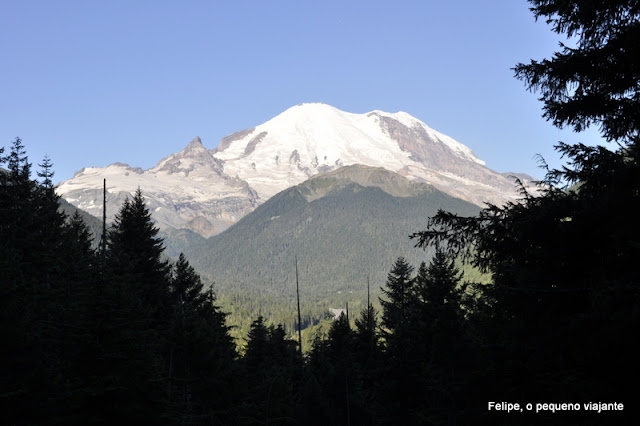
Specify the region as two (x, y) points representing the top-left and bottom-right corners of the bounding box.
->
(187, 165), (479, 298)
(180, 165), (481, 338)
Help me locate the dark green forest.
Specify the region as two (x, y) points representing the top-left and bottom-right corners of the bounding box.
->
(178, 165), (482, 343)
(2, 1), (639, 424)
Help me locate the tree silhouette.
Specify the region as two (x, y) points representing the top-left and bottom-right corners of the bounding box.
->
(379, 257), (414, 337)
(108, 188), (171, 315)
(241, 316), (299, 425)
(411, 0), (640, 420)
(514, 0), (640, 143)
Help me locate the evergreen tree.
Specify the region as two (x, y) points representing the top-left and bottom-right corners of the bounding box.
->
(513, 0), (640, 143)
(37, 154), (54, 188)
(379, 257), (415, 337)
(1, 138), (36, 269)
(412, 1), (640, 421)
(1, 143), (102, 423)
(1, 140), (40, 423)
(0, 143), (74, 423)
(412, 252), (470, 425)
(107, 187), (171, 314)
(352, 304), (381, 426)
(327, 312), (353, 353)
(7, 137), (31, 180)
(300, 313), (369, 426)
(167, 253), (205, 423)
(413, 251), (463, 310)
(65, 210), (97, 274)
(86, 188), (172, 423)
(186, 283), (238, 424)
(241, 316), (299, 425)
(167, 255), (238, 424)
(171, 252), (205, 310)
(243, 316), (270, 375)
(46, 209), (100, 424)
(377, 258), (426, 424)
(34, 155), (68, 288)
(353, 302), (379, 363)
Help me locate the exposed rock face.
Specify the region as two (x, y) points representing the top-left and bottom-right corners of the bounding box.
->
(214, 128), (255, 154)
(153, 137), (224, 176)
(243, 132), (268, 156)
(58, 104), (534, 237)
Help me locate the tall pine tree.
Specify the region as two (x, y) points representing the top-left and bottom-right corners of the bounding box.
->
(87, 188), (172, 423)
(379, 257), (414, 337)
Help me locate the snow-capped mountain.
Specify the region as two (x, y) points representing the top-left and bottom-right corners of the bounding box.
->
(58, 103), (533, 236)
(213, 103), (530, 206)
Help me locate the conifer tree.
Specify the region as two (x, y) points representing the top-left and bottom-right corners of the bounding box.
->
(241, 316), (299, 425)
(327, 312), (353, 354)
(379, 257), (415, 337)
(166, 253), (238, 423)
(411, 0), (640, 417)
(108, 188), (171, 314)
(34, 155), (68, 288)
(171, 252), (205, 309)
(46, 210), (99, 424)
(183, 283), (238, 423)
(87, 188), (172, 423)
(411, 252), (470, 425)
(37, 154), (54, 188)
(353, 302), (379, 361)
(513, 0), (640, 143)
(1, 140), (43, 423)
(244, 315), (270, 374)
(301, 312), (368, 426)
(352, 304), (381, 426)
(1, 138), (36, 266)
(413, 250), (463, 311)
(1, 142), (89, 423)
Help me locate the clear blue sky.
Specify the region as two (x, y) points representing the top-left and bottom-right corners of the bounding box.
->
(1, 0), (603, 184)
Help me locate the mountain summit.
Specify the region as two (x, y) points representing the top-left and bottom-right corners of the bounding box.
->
(58, 103), (532, 236)
(213, 103), (528, 206)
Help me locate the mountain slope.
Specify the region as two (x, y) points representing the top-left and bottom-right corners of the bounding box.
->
(182, 165), (481, 302)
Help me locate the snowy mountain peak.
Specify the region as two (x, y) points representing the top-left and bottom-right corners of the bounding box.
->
(270, 103), (482, 166)
(212, 104), (506, 204)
